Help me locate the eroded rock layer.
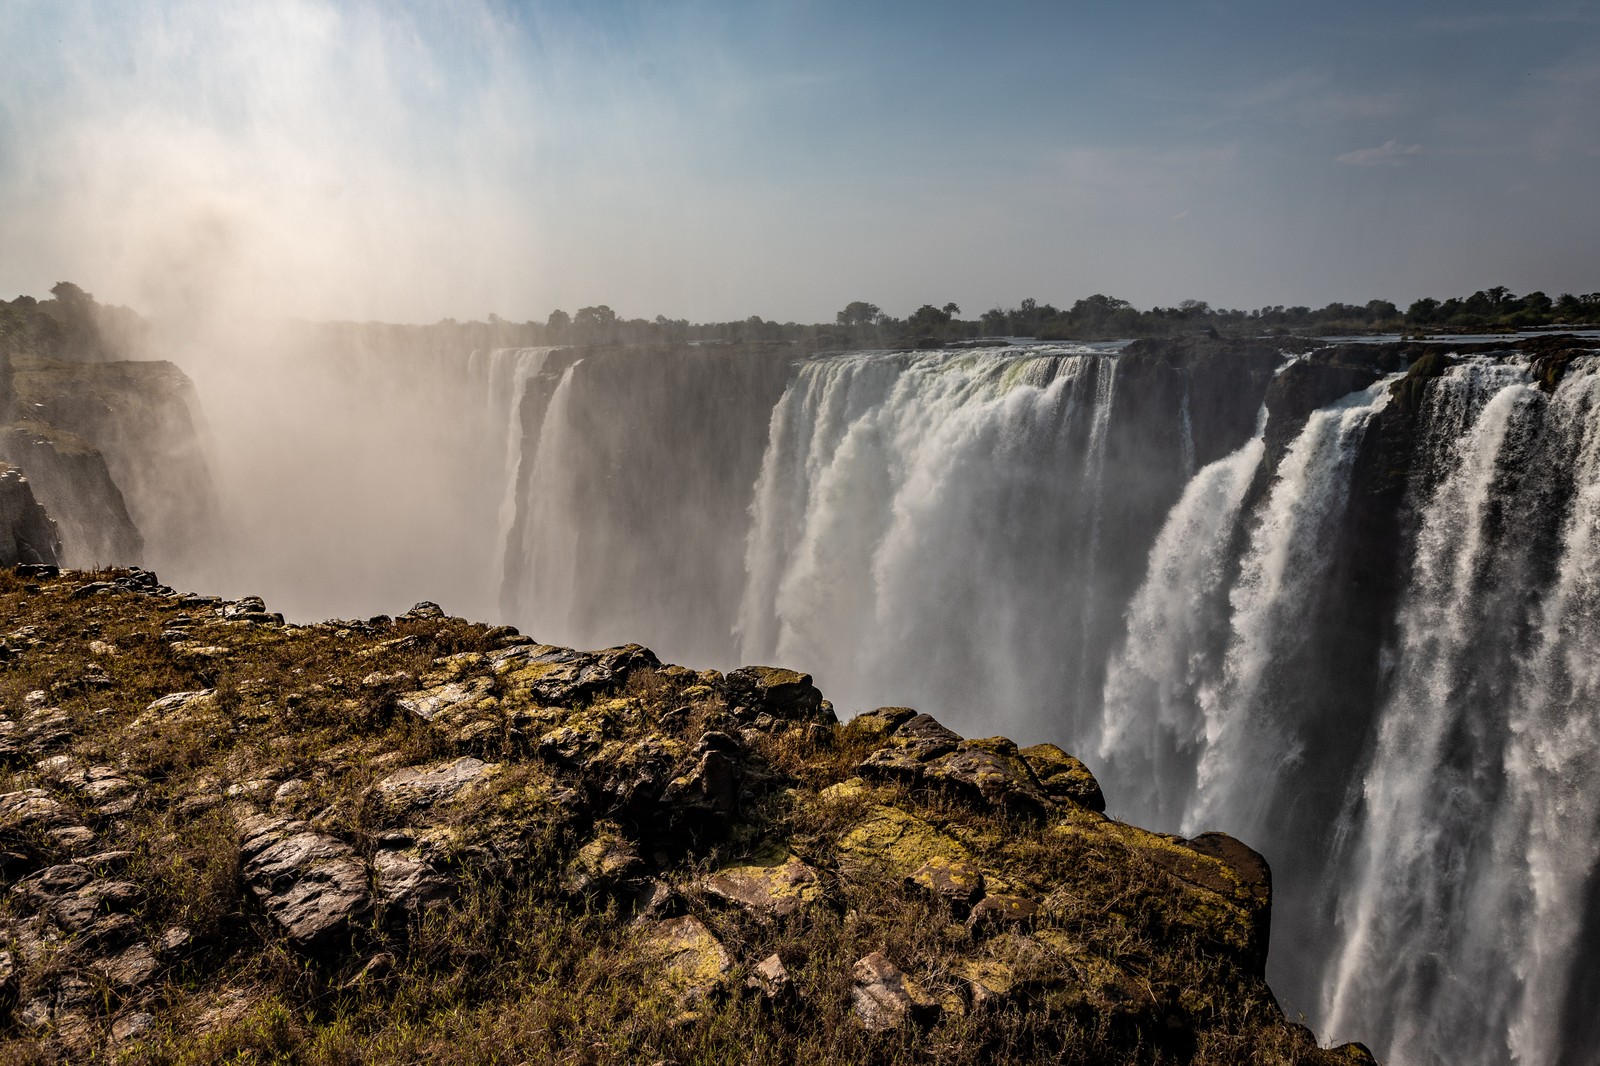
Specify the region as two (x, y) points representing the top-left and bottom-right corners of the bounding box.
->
(0, 568), (1370, 1064)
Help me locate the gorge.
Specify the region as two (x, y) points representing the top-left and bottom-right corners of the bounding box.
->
(3, 325), (1597, 1065)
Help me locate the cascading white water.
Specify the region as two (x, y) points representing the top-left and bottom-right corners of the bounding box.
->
(1182, 379), (1393, 841)
(505, 361), (583, 640)
(736, 347), (1118, 740)
(1178, 376), (1197, 478)
(479, 338), (1600, 1064)
(1502, 363), (1600, 1066)
(1319, 361), (1600, 1066)
(1097, 413), (1266, 828)
(473, 347), (555, 590)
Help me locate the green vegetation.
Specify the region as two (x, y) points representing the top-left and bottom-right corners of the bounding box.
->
(4, 281), (1596, 366)
(0, 569), (1373, 1064)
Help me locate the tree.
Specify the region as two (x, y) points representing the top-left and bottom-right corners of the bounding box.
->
(1406, 298), (1440, 324)
(546, 309), (570, 342)
(836, 301), (881, 327)
(941, 302), (960, 317)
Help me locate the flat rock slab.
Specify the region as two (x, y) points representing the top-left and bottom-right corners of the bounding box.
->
(132, 690), (216, 729)
(371, 756), (497, 816)
(839, 805), (970, 878)
(702, 851), (823, 917)
(492, 643), (659, 706)
(239, 815), (371, 950)
(396, 679), (494, 723)
(372, 844), (452, 913)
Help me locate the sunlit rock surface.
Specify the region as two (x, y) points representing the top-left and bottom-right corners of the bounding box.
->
(0, 567), (1374, 1064)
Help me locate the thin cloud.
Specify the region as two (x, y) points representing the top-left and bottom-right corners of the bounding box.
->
(1335, 139), (1423, 166)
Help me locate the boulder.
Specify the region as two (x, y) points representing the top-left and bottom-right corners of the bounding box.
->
(565, 825), (644, 896)
(492, 643), (659, 707)
(643, 915), (732, 1008)
(843, 706), (919, 741)
(723, 666), (832, 725)
(907, 855), (985, 909)
(747, 952), (792, 1002)
(967, 893), (1040, 933)
(1018, 743), (1106, 812)
(850, 952), (940, 1031)
(839, 805), (970, 879)
(238, 815), (371, 950)
(860, 722), (1054, 817)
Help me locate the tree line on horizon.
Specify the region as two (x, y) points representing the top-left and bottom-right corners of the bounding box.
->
(507, 285), (1600, 347)
(5, 283), (1598, 363)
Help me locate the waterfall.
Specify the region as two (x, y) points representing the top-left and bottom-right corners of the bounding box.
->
(1320, 361), (1600, 1066)
(735, 347), (1133, 740)
(482, 348), (555, 591)
(1097, 413), (1266, 828)
(504, 361), (583, 641)
(1184, 379), (1392, 841)
(482, 338), (1600, 1064)
(1503, 364), (1600, 1066)
(1179, 374), (1197, 478)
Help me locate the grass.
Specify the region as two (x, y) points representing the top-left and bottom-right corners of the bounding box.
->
(0, 568), (1369, 1065)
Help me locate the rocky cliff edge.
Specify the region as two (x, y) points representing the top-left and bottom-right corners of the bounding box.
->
(0, 568), (1372, 1065)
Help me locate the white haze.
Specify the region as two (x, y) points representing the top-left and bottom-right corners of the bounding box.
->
(0, 1), (607, 620)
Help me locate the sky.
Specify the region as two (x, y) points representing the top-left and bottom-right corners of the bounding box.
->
(1, 0), (1597, 324)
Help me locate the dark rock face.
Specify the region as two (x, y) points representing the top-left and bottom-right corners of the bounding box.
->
(0, 423), (142, 567)
(500, 344), (799, 663)
(0, 468), (59, 567)
(7, 357), (223, 578)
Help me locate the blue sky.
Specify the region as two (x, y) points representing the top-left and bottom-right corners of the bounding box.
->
(1, 0), (1596, 323)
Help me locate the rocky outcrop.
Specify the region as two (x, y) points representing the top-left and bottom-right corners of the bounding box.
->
(0, 467), (59, 567)
(0, 421), (142, 567)
(0, 568), (1374, 1065)
(7, 356), (221, 576)
(238, 815), (373, 950)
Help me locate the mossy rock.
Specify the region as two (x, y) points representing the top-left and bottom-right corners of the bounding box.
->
(839, 805), (972, 878)
(1018, 743), (1105, 812)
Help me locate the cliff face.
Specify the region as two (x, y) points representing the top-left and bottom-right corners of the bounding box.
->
(0, 421), (142, 568)
(0, 469), (59, 567)
(0, 568), (1373, 1065)
(6, 356), (220, 576)
(501, 343), (802, 664)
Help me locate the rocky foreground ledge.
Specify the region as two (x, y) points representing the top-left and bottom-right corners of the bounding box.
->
(0, 568), (1372, 1065)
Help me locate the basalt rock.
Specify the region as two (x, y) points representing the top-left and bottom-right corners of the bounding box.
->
(0, 467), (59, 568)
(0, 567), (1370, 1064)
(238, 815), (372, 951)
